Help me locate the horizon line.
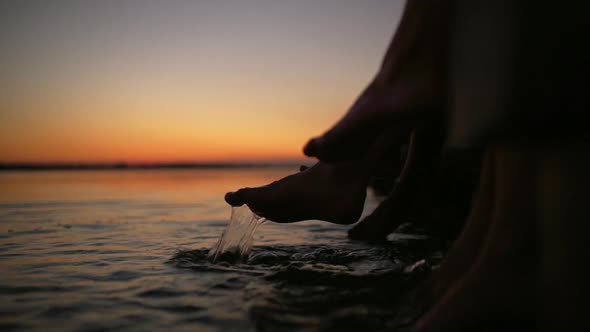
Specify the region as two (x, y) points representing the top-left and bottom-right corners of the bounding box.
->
(0, 161), (305, 171)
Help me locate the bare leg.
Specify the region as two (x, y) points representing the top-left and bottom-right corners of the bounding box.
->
(414, 146), (536, 331)
(537, 142), (590, 331)
(416, 149), (495, 303)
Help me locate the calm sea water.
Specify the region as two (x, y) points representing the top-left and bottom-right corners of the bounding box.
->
(0, 169), (438, 331)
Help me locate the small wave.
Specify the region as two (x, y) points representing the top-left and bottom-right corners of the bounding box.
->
(169, 240), (440, 331)
(137, 288), (186, 298)
(108, 270), (143, 281)
(0, 285), (75, 295)
(1, 229), (57, 237)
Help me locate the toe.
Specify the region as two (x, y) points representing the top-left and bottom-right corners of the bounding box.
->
(224, 190), (246, 206)
(303, 137), (321, 157)
(225, 187), (269, 210)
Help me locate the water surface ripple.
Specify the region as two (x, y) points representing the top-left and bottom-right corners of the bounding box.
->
(0, 169), (442, 331)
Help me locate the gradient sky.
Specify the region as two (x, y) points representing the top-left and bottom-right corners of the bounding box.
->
(0, 0), (403, 163)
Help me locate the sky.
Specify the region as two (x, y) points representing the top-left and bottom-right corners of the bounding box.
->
(0, 0), (403, 163)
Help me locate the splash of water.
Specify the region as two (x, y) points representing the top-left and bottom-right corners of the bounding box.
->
(208, 205), (266, 263)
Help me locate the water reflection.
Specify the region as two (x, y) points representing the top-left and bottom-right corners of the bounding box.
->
(0, 169), (433, 331)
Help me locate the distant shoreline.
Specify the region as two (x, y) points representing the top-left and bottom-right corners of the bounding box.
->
(0, 162), (302, 171)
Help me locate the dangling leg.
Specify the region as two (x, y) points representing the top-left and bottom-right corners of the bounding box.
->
(414, 146), (536, 331)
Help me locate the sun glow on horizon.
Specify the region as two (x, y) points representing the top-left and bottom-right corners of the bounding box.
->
(0, 1), (403, 163)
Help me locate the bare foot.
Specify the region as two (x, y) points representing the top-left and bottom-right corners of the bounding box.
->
(348, 189), (407, 242)
(413, 147), (536, 331)
(302, 85), (438, 162)
(225, 162), (367, 224)
(349, 124), (446, 242)
(226, 129), (414, 224)
(303, 0), (448, 162)
(348, 132), (419, 242)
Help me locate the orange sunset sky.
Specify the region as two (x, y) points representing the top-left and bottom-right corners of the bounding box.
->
(1, 1), (403, 163)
